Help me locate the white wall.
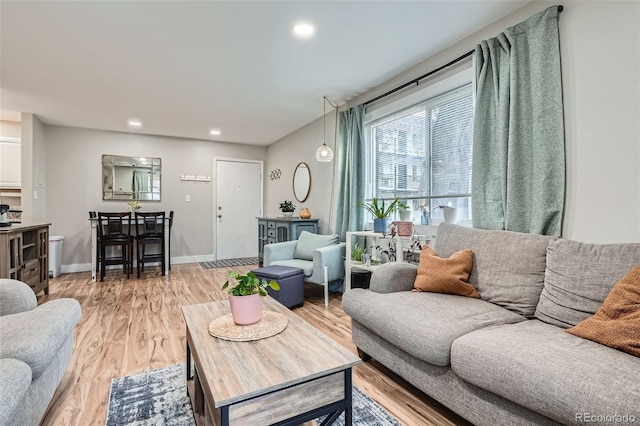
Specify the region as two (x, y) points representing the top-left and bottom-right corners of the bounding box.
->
(43, 125), (267, 270)
(0, 120), (21, 138)
(266, 112), (337, 234)
(20, 113), (47, 223)
(559, 1), (640, 243)
(266, 1), (640, 244)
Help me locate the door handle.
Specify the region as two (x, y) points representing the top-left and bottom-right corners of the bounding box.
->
(217, 214), (222, 218)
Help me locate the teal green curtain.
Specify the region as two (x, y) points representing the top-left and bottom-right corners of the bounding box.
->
(472, 6), (565, 236)
(334, 104), (365, 241)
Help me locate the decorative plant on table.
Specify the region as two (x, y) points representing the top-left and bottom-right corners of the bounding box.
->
(279, 200), (296, 217)
(127, 200), (142, 212)
(437, 202), (458, 224)
(222, 271), (280, 325)
(351, 242), (366, 262)
(358, 198), (408, 232)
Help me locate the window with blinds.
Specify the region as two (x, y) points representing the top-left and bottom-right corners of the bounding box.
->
(365, 83), (474, 224)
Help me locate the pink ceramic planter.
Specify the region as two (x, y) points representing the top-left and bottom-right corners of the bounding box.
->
(229, 294), (264, 325)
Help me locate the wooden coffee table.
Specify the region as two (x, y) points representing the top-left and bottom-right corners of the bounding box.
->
(181, 297), (361, 426)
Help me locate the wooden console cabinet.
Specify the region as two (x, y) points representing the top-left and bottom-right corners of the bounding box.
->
(0, 223), (50, 295)
(257, 217), (319, 266)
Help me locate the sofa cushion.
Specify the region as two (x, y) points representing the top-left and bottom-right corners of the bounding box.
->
(0, 279), (37, 316)
(342, 289), (525, 366)
(413, 246), (479, 298)
(0, 298), (82, 379)
(535, 239), (640, 328)
(270, 259), (313, 277)
(434, 223), (554, 317)
(566, 266), (640, 357)
(451, 320), (640, 425)
(0, 358), (32, 425)
(294, 231), (339, 261)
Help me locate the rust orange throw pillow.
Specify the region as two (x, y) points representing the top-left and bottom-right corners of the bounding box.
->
(566, 267), (640, 357)
(413, 246), (479, 298)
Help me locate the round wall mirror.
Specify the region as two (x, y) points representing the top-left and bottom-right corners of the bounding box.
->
(293, 162), (311, 202)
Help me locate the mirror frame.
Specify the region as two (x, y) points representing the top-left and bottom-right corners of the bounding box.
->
(102, 154), (161, 201)
(293, 162), (311, 203)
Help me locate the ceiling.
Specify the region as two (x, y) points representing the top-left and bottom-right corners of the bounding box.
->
(0, 1), (529, 146)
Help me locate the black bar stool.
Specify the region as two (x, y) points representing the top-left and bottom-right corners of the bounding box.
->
(97, 212), (133, 281)
(135, 211), (166, 278)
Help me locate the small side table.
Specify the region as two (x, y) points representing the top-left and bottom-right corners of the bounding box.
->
(251, 265), (305, 309)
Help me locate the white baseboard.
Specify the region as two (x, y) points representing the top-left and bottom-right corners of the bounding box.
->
(60, 254), (216, 274)
(170, 254), (216, 264)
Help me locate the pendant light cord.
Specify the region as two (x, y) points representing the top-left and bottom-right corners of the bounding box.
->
(323, 96), (326, 145)
(322, 96), (339, 234)
(323, 96), (338, 146)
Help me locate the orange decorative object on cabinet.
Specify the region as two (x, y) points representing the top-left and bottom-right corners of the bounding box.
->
(300, 208), (311, 219)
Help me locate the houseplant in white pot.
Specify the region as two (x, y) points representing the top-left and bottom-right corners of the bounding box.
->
(279, 200), (296, 217)
(438, 204), (459, 224)
(399, 205), (412, 221)
(222, 271), (280, 325)
(358, 198), (408, 233)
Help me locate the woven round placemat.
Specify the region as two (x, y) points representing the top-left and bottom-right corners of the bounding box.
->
(208, 310), (288, 342)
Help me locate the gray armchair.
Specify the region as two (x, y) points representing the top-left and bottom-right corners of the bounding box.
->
(264, 231), (346, 307)
(0, 279), (82, 426)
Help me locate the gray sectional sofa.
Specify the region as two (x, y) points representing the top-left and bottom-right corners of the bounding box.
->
(342, 223), (640, 425)
(0, 279), (82, 426)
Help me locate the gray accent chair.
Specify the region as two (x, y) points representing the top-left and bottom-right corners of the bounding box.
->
(263, 231), (345, 307)
(0, 279), (82, 426)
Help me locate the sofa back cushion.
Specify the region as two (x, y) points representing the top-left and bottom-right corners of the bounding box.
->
(535, 239), (640, 328)
(433, 223), (554, 317)
(294, 231), (339, 260)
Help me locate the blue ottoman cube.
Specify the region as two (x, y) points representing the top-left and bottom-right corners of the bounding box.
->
(251, 265), (305, 309)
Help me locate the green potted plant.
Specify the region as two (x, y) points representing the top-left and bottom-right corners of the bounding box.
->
(222, 271), (280, 325)
(127, 200), (142, 212)
(351, 242), (366, 263)
(279, 200), (296, 217)
(358, 198), (408, 232)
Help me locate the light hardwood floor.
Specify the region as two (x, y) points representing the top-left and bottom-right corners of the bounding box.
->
(38, 263), (470, 426)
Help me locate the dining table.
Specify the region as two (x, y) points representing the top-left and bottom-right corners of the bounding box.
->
(88, 214), (171, 282)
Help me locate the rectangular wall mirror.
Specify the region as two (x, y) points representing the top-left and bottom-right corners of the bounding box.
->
(102, 154), (161, 201)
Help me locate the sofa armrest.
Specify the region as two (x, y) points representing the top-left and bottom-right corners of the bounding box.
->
(312, 243), (346, 282)
(264, 240), (298, 266)
(0, 298), (82, 378)
(0, 358), (32, 425)
(369, 262), (418, 293)
(0, 279), (37, 316)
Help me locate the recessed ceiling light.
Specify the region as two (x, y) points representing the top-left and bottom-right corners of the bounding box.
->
(210, 129), (221, 136)
(292, 22), (315, 38)
(127, 119), (142, 127)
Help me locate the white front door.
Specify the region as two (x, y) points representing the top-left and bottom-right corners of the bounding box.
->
(215, 159), (263, 260)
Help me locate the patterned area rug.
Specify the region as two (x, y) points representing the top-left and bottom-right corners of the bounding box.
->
(105, 364), (401, 426)
(199, 257), (259, 269)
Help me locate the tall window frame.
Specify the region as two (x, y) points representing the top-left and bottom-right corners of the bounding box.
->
(363, 67), (475, 225)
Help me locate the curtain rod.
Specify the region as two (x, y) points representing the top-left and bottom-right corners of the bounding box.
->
(363, 4), (563, 107)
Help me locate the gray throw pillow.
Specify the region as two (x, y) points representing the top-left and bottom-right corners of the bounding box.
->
(294, 231), (339, 260)
(535, 238), (640, 328)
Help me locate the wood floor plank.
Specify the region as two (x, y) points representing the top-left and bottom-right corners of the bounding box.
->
(37, 263), (470, 426)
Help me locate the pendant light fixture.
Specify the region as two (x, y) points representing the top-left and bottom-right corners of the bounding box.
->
(316, 96), (338, 162)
